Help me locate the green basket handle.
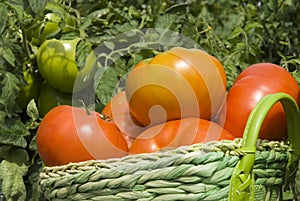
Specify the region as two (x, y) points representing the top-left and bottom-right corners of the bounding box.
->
(228, 92), (300, 201)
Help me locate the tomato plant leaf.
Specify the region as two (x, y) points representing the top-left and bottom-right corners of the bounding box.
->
(1, 47), (16, 67)
(5, 0), (25, 20)
(28, 0), (47, 15)
(76, 39), (93, 70)
(154, 14), (179, 30)
(0, 160), (28, 201)
(0, 133), (27, 148)
(7, 148), (29, 165)
(228, 27), (243, 40)
(26, 99), (39, 122)
(0, 146), (12, 159)
(28, 136), (37, 151)
(26, 158), (43, 201)
(0, 72), (20, 115)
(0, 117), (29, 148)
(244, 22), (263, 31)
(95, 64), (127, 105)
(0, 3), (8, 35)
(104, 41), (115, 51)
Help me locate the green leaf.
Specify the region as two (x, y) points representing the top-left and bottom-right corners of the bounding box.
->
(76, 39), (93, 70)
(0, 133), (27, 148)
(7, 148), (29, 165)
(233, 42), (246, 52)
(292, 59), (300, 65)
(0, 72), (20, 115)
(104, 41), (115, 50)
(95, 64), (127, 105)
(0, 3), (8, 35)
(154, 14), (179, 30)
(5, 0), (25, 20)
(228, 27), (244, 40)
(0, 118), (29, 148)
(244, 22), (263, 31)
(26, 159), (43, 201)
(0, 160), (28, 201)
(1, 47), (16, 67)
(28, 135), (37, 151)
(26, 99), (39, 122)
(28, 0), (47, 14)
(0, 146), (12, 159)
(0, 111), (5, 122)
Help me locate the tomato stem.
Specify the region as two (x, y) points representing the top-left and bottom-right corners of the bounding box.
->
(79, 100), (91, 115)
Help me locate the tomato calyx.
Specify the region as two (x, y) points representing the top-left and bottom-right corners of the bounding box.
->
(99, 113), (113, 122)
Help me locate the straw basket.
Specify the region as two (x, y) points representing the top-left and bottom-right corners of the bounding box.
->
(39, 93), (300, 201)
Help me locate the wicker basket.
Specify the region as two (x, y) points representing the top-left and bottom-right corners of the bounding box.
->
(39, 93), (300, 201)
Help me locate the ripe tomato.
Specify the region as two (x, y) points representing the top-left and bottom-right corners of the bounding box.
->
(129, 118), (235, 154)
(37, 83), (72, 117)
(217, 63), (300, 140)
(37, 38), (95, 93)
(36, 105), (128, 166)
(102, 91), (145, 146)
(125, 47), (227, 127)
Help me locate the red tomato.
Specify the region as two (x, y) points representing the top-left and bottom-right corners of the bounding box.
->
(101, 91), (145, 147)
(217, 63), (300, 140)
(129, 118), (235, 154)
(36, 105), (128, 166)
(125, 47), (227, 127)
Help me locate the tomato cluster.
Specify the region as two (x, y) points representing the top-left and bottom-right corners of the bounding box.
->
(18, 3), (96, 117)
(102, 49), (300, 155)
(36, 46), (300, 167)
(102, 47), (235, 154)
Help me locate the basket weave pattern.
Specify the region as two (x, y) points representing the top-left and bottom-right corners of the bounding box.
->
(39, 139), (290, 201)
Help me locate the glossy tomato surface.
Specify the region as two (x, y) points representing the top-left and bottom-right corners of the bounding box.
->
(218, 63), (300, 140)
(125, 47), (227, 127)
(36, 105), (128, 166)
(129, 118), (235, 154)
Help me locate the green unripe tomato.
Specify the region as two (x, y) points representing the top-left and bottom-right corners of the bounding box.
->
(16, 69), (42, 109)
(28, 12), (76, 46)
(38, 82), (72, 117)
(37, 38), (95, 93)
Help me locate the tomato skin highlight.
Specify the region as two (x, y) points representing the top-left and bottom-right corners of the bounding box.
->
(218, 63), (300, 140)
(125, 47), (227, 127)
(36, 105), (128, 166)
(129, 118), (235, 154)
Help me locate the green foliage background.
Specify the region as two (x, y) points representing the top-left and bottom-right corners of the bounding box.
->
(0, 0), (299, 200)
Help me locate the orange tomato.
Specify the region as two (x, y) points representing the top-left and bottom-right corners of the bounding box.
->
(125, 47), (227, 127)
